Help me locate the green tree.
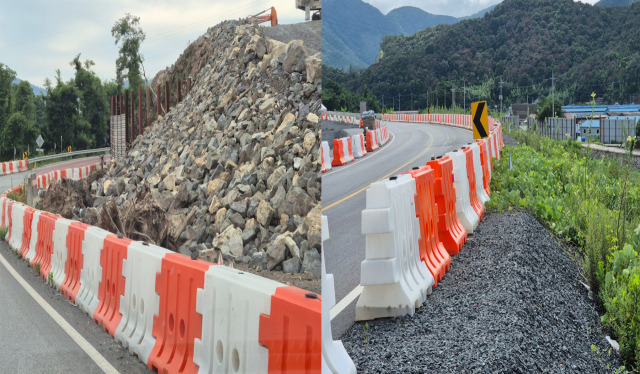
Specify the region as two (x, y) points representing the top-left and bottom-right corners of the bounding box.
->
(13, 80), (35, 122)
(2, 112), (35, 159)
(0, 63), (16, 134)
(45, 72), (80, 153)
(71, 54), (107, 147)
(112, 13), (146, 92)
(535, 95), (565, 123)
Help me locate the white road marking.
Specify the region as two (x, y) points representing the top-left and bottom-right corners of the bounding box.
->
(0, 250), (119, 374)
(330, 285), (363, 321)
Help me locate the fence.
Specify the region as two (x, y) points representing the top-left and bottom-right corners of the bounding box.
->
(109, 78), (192, 160)
(501, 116), (519, 130)
(600, 118), (638, 144)
(539, 118), (576, 141)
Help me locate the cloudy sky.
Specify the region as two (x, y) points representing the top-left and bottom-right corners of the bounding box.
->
(0, 0), (307, 89)
(362, 0), (599, 17)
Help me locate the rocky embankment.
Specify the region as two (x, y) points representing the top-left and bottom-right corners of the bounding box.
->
(42, 20), (322, 283)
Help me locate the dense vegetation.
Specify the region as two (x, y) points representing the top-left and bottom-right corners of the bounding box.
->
(323, 0), (640, 112)
(489, 131), (640, 368)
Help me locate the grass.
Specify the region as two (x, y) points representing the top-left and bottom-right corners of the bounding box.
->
(488, 128), (640, 368)
(7, 182), (27, 204)
(0, 226), (7, 241)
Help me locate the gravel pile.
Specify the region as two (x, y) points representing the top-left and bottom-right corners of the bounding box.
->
(81, 19), (322, 278)
(342, 212), (623, 373)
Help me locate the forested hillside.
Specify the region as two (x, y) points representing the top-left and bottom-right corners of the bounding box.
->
(323, 0), (640, 112)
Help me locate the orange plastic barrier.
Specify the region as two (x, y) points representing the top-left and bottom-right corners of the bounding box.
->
(32, 212), (58, 279)
(321, 145), (328, 173)
(8, 162), (13, 174)
(2, 198), (9, 232)
(259, 286), (321, 373)
(345, 138), (355, 163)
(403, 166), (450, 285)
(462, 147), (485, 221)
(60, 221), (90, 303)
(331, 138), (348, 167)
(93, 234), (130, 337)
(1, 163), (5, 175)
(5, 201), (13, 242)
(148, 253), (212, 374)
(427, 156), (467, 255)
(365, 131), (378, 152)
(18, 207), (36, 259)
(61, 169), (67, 179)
(477, 140), (491, 196)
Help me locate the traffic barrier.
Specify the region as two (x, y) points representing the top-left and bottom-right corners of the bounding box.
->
(60, 221), (90, 303)
(18, 207), (36, 259)
(25, 210), (41, 264)
(331, 138), (350, 167)
(403, 166), (450, 286)
(345, 136), (355, 163)
(477, 139), (492, 194)
(357, 174), (433, 321)
(51, 218), (73, 289)
(32, 212), (58, 279)
(321, 141), (332, 173)
(36, 162), (102, 189)
(376, 128), (382, 146)
(5, 201), (14, 244)
(148, 253), (211, 374)
(427, 157), (467, 255)
(0, 159), (29, 176)
(321, 216), (357, 374)
(76, 226), (111, 316)
(194, 265), (279, 373)
(462, 147), (485, 221)
(93, 234), (131, 337)
(351, 134), (365, 158)
(8, 203), (26, 253)
(258, 286), (322, 373)
(366, 131), (378, 152)
(445, 150), (479, 233)
(1, 196), (7, 227)
(469, 143), (490, 205)
(115, 241), (171, 365)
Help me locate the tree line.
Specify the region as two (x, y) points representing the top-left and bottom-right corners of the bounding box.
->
(0, 13), (146, 161)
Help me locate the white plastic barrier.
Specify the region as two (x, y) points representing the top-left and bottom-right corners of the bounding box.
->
(351, 135), (364, 158)
(491, 132), (500, 160)
(470, 143), (490, 205)
(356, 174), (433, 321)
(321, 215), (357, 374)
(76, 226), (110, 316)
(51, 218), (73, 289)
(25, 210), (41, 264)
(376, 128), (382, 146)
(115, 241), (171, 364)
(359, 133), (367, 157)
(341, 137), (354, 163)
(194, 265), (281, 373)
(321, 141), (332, 172)
(445, 150), (480, 233)
(481, 138), (492, 181)
(8, 203), (26, 252)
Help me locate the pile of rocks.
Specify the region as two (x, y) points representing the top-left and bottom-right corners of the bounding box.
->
(91, 20), (322, 277)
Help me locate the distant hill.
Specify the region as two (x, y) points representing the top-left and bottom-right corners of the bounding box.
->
(323, 0), (640, 110)
(323, 0), (497, 69)
(596, 0), (639, 6)
(12, 79), (46, 96)
(458, 4), (498, 20)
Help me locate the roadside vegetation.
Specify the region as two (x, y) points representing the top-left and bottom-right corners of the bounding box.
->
(488, 129), (640, 368)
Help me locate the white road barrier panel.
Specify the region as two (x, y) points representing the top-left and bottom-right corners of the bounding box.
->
(445, 150), (480, 234)
(194, 265), (281, 374)
(351, 135), (364, 158)
(76, 226), (110, 316)
(321, 215), (357, 374)
(115, 241), (171, 365)
(321, 141), (332, 172)
(491, 132), (500, 160)
(470, 143), (490, 205)
(51, 218), (73, 289)
(356, 174), (433, 321)
(481, 139), (492, 181)
(376, 129), (382, 146)
(8, 203), (26, 252)
(25, 210), (41, 264)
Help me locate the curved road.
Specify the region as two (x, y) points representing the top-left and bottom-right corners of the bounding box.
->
(322, 121), (473, 338)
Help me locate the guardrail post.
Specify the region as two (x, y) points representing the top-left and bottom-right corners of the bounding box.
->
(129, 90), (134, 145)
(164, 81), (169, 115)
(138, 87), (143, 136)
(124, 90), (129, 146)
(146, 86), (151, 128)
(156, 85), (161, 117)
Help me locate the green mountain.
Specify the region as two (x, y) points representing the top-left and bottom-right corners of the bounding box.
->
(596, 0), (639, 6)
(322, 0), (494, 70)
(323, 0), (640, 111)
(12, 79), (46, 96)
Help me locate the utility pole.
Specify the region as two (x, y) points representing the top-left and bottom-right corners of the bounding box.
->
(499, 78), (504, 116)
(411, 92), (413, 111)
(451, 86), (456, 109)
(392, 96), (395, 111)
(398, 93), (401, 112)
(464, 81), (466, 112)
(551, 71), (557, 118)
(382, 93), (384, 109)
(427, 89), (429, 109)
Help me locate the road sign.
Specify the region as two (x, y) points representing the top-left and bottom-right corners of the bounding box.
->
(67, 146), (72, 152)
(471, 100), (489, 139)
(36, 148), (44, 152)
(36, 135), (44, 148)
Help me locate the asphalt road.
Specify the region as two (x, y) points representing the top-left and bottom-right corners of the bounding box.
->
(0, 155), (149, 373)
(322, 120), (473, 338)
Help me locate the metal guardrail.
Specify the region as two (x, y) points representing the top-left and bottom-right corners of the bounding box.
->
(27, 147), (110, 164)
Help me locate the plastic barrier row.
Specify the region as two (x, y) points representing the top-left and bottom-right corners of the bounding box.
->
(1, 183), (322, 373)
(355, 122), (504, 321)
(381, 113), (479, 131)
(321, 113), (382, 129)
(322, 124), (390, 173)
(0, 159), (28, 176)
(36, 162), (102, 189)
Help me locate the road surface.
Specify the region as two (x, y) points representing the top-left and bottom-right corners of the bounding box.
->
(322, 120), (473, 338)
